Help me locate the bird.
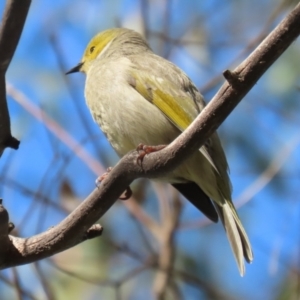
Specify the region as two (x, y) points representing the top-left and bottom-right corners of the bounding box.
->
(67, 27), (253, 275)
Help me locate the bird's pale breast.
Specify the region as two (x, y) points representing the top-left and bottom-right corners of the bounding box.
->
(85, 57), (180, 157)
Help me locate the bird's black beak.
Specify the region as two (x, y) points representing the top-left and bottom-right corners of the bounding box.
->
(66, 62), (83, 74)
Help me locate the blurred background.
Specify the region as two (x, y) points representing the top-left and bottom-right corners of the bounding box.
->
(1, 0), (300, 299)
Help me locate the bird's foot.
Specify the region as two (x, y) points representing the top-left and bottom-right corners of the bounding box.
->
(136, 143), (166, 165)
(96, 167), (113, 186)
(95, 167), (132, 200)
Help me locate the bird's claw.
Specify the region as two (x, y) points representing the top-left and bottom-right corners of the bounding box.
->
(95, 167), (132, 200)
(136, 143), (166, 165)
(95, 167), (113, 187)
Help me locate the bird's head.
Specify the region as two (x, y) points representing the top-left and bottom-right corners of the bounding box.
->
(66, 28), (150, 74)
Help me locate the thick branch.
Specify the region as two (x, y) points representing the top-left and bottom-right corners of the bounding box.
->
(0, 3), (299, 269)
(0, 0), (31, 265)
(0, 0), (31, 72)
(0, 199), (10, 260)
(0, 0), (30, 156)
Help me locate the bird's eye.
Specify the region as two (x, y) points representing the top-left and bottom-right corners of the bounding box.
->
(90, 46), (95, 54)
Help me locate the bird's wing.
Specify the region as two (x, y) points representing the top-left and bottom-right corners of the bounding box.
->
(128, 70), (219, 172)
(128, 70), (196, 131)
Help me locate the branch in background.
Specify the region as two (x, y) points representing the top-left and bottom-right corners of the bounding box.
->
(179, 132), (300, 230)
(0, 2), (299, 270)
(200, 0), (292, 94)
(153, 185), (182, 299)
(6, 83), (105, 175)
(0, 272), (38, 300)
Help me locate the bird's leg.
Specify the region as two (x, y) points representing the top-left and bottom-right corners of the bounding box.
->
(95, 167), (132, 200)
(136, 143), (166, 165)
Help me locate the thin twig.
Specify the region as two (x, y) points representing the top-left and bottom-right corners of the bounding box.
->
(0, 272), (38, 300)
(11, 267), (22, 300)
(6, 83), (105, 175)
(33, 262), (56, 300)
(153, 185), (182, 299)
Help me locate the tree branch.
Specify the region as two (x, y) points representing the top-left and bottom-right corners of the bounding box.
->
(0, 0), (31, 268)
(0, 2), (299, 269)
(153, 189), (182, 299)
(0, 0), (30, 156)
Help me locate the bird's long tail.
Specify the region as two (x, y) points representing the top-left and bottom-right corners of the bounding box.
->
(215, 201), (253, 276)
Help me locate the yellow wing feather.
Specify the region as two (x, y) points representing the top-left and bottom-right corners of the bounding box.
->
(129, 71), (196, 131)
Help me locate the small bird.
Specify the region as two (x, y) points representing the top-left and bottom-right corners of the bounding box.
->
(67, 28), (253, 275)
